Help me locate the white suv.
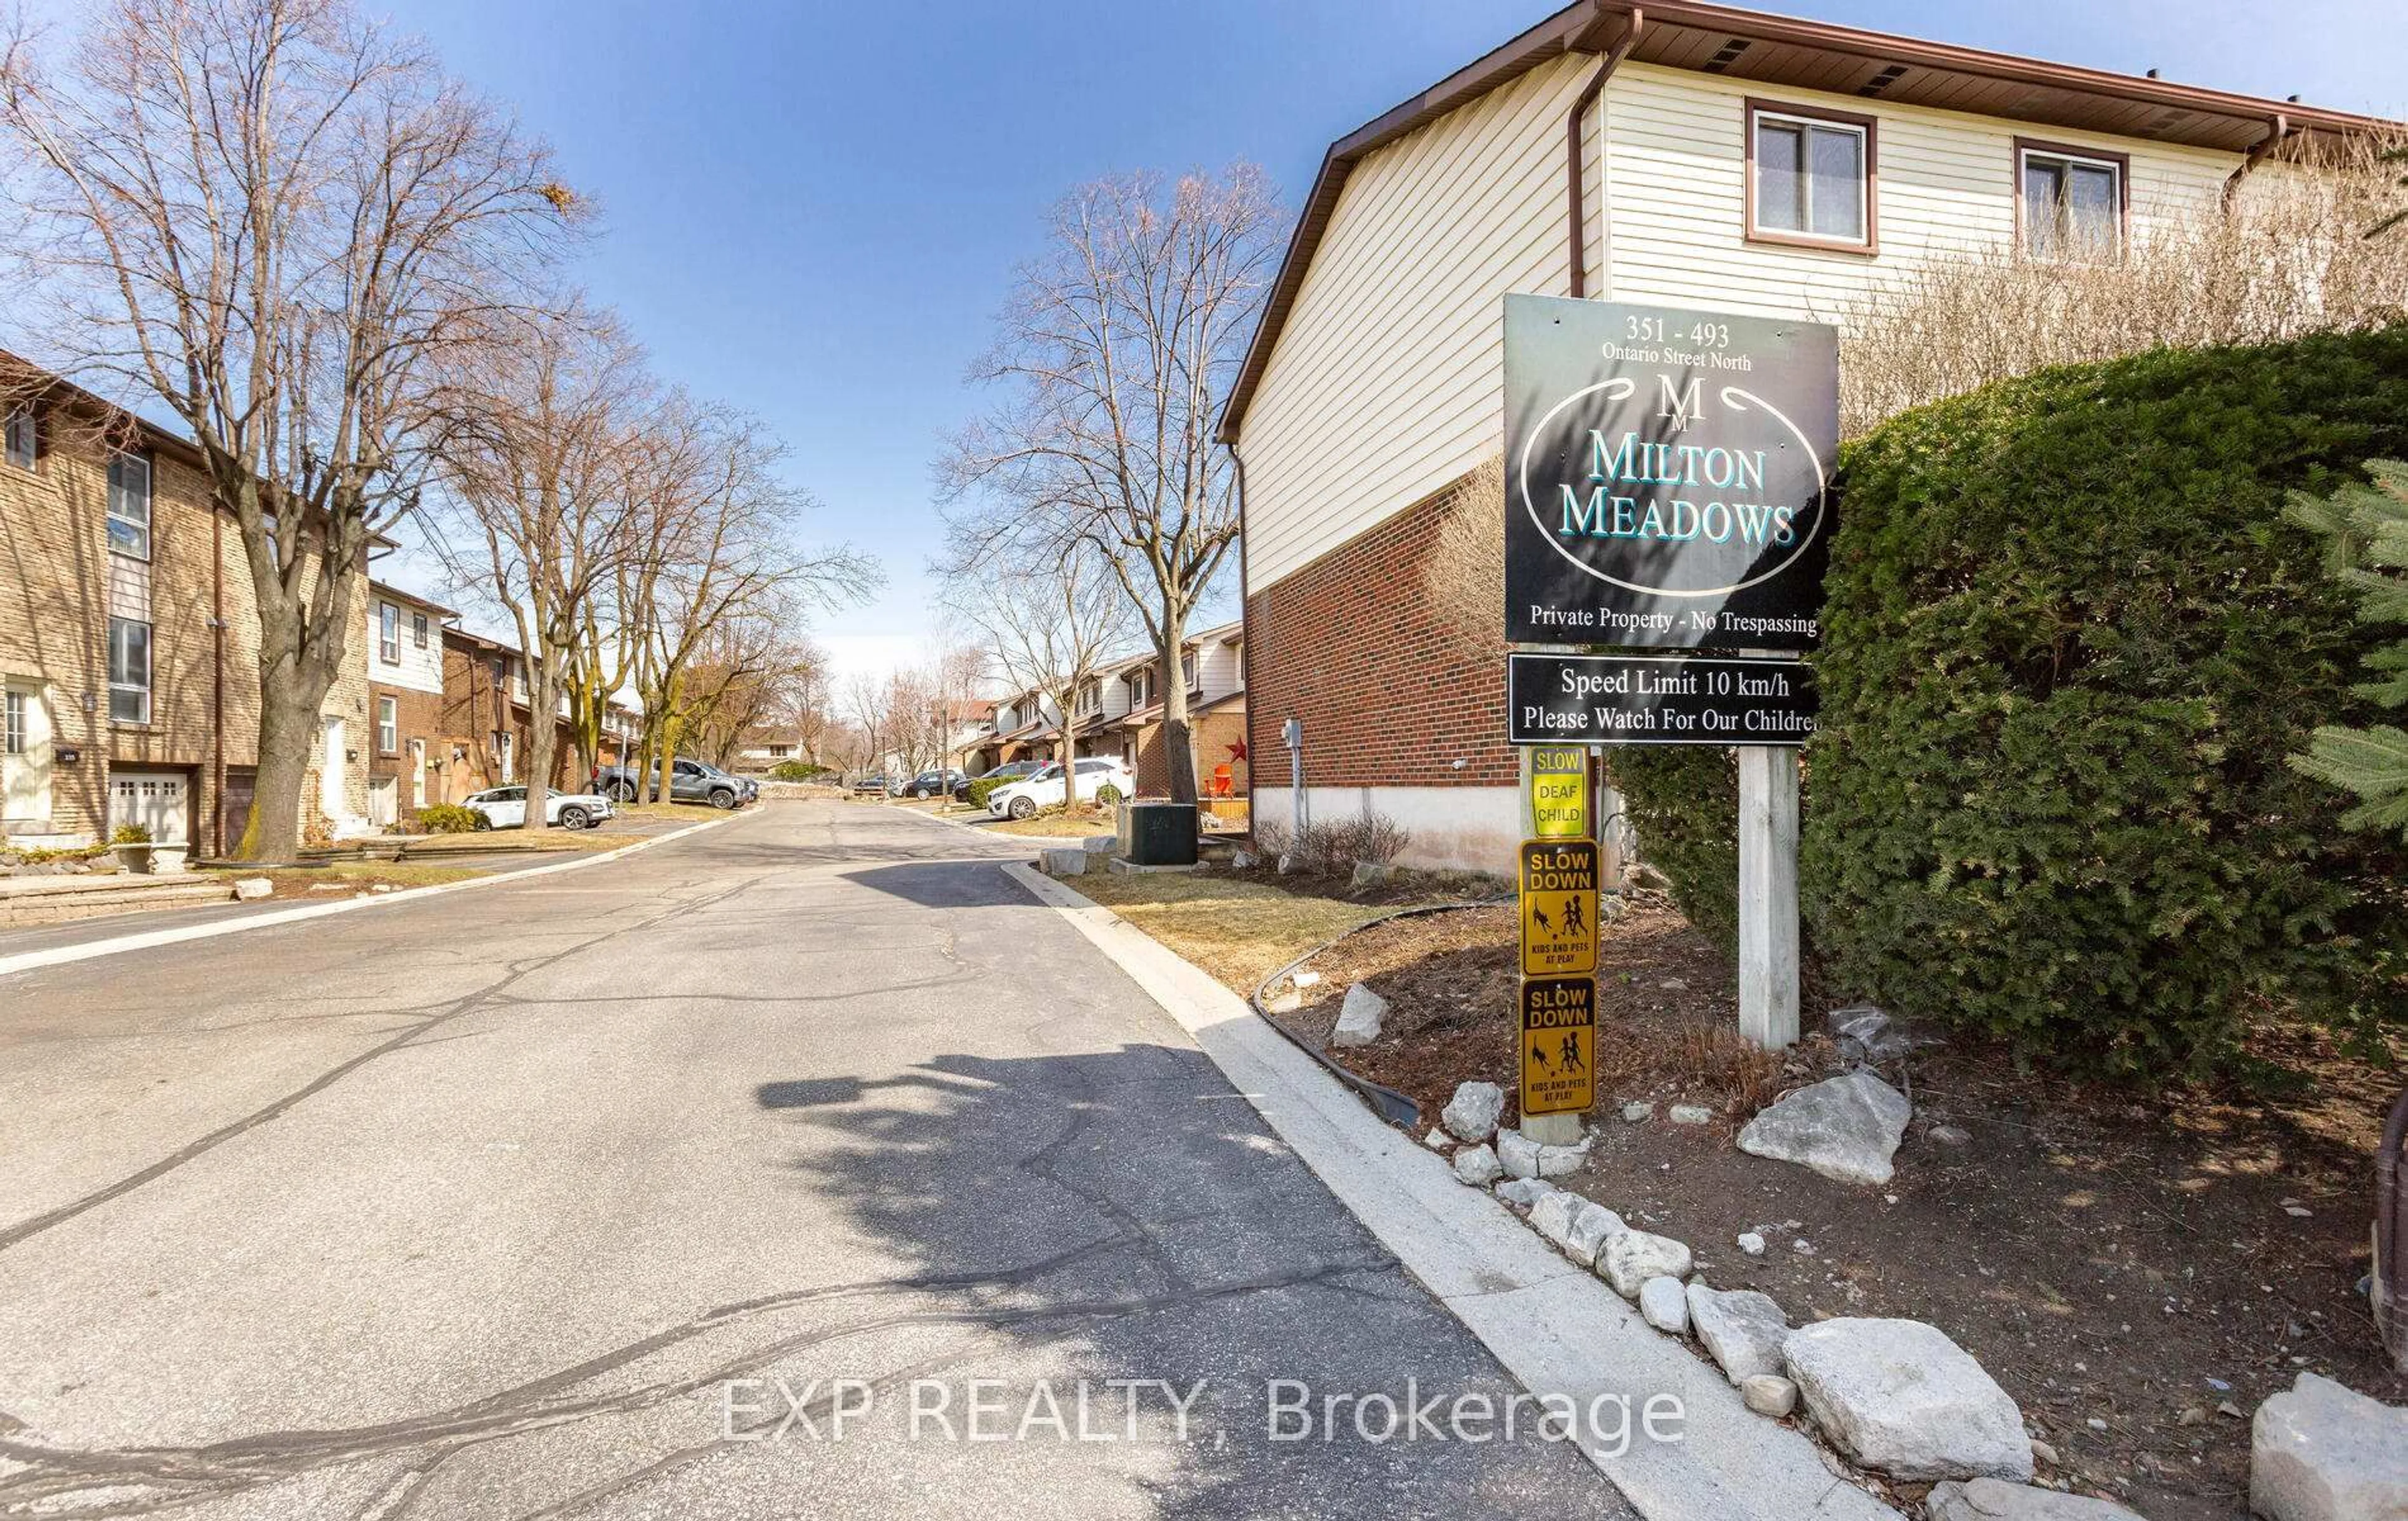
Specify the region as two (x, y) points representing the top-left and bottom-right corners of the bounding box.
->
(986, 757), (1134, 820)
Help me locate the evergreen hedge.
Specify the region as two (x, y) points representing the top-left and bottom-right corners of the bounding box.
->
(1620, 327), (2408, 1076)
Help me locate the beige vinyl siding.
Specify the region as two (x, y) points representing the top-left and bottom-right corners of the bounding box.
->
(1598, 63), (2236, 318)
(1241, 51), (1596, 593)
(1240, 56), (2242, 598)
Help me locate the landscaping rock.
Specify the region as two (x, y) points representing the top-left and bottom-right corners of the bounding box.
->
(1229, 850), (1257, 870)
(1930, 1123), (1973, 1147)
(1292, 970), (1322, 988)
(1600, 1230), (1692, 1297)
(1529, 1190), (1582, 1248)
(1496, 1128), (1588, 1180)
(1620, 1101), (1655, 1123)
(1441, 1081), (1505, 1143)
(1260, 987), (1301, 1014)
(1926, 1480), (2145, 1520)
(1493, 1177), (1555, 1209)
(1330, 983), (1386, 1047)
(1351, 861), (1394, 888)
(1668, 1103), (1715, 1126)
(1827, 1002), (1947, 1065)
(1741, 1374), (1798, 1418)
(1738, 1071), (1913, 1187)
(1784, 1318), (2032, 1481)
(1563, 1202), (1627, 1267)
(1687, 1284), (1791, 1383)
(1736, 1231), (1767, 1256)
(1452, 1144), (1502, 1186)
(1039, 847), (1090, 877)
(1423, 1128), (1450, 1150)
(232, 877), (275, 901)
(2250, 1372), (2408, 1521)
(1639, 1276), (1689, 1333)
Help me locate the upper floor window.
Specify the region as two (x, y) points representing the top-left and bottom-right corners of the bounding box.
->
(1181, 650), (1199, 692)
(412, 611), (430, 649)
(107, 453), (152, 559)
(108, 616), (150, 724)
(379, 603), (399, 664)
(1747, 101), (1874, 252)
(4, 409), (34, 472)
(2019, 142), (2125, 263)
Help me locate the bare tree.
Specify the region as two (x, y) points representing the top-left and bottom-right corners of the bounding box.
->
(1, 0), (580, 857)
(946, 543), (1133, 812)
(939, 166), (1283, 805)
(426, 301), (647, 829)
(1833, 135), (2408, 436)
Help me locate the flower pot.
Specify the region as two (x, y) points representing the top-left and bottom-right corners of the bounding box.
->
(110, 843), (156, 874)
(151, 844), (189, 874)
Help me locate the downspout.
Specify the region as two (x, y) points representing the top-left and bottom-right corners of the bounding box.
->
(210, 506), (226, 857)
(1229, 439), (1255, 824)
(1565, 6), (1645, 299)
(2222, 113), (2291, 206)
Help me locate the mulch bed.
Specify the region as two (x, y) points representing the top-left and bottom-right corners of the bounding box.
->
(1262, 892), (2407, 1521)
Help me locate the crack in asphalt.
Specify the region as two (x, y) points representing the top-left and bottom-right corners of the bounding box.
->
(0, 1249), (1390, 1518)
(0, 872), (774, 1256)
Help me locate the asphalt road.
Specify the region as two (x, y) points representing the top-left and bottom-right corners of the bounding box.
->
(0, 799), (1629, 1520)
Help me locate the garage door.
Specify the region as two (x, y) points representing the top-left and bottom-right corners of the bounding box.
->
(109, 769), (191, 845)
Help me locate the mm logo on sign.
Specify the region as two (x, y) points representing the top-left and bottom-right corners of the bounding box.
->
(1519, 838), (1599, 977)
(1529, 746), (1587, 838)
(1520, 975), (1597, 1116)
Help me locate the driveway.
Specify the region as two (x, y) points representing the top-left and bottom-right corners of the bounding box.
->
(0, 799), (1629, 1518)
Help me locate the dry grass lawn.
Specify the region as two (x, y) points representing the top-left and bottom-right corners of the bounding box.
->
(1068, 870), (1391, 993)
(985, 807), (1116, 839)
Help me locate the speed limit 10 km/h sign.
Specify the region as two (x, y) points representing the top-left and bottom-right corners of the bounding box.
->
(1518, 838), (1599, 977)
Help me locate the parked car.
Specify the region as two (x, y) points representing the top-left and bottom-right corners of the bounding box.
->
(591, 758), (756, 810)
(954, 760), (1044, 799)
(851, 773), (899, 795)
(900, 768), (964, 799)
(462, 785), (615, 831)
(985, 757), (1135, 820)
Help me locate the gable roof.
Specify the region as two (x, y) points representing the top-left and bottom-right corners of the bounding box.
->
(1218, 0), (2399, 443)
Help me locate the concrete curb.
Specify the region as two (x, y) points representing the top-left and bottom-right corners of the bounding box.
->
(0, 812), (747, 980)
(1002, 861), (1895, 1521)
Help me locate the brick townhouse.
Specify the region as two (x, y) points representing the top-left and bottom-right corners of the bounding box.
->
(1106, 622), (1249, 802)
(1219, 0), (2395, 870)
(436, 626), (581, 802)
(364, 581), (453, 828)
(0, 356), (371, 856)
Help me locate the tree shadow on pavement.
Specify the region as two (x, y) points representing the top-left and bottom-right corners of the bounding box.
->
(734, 1039), (1619, 1518)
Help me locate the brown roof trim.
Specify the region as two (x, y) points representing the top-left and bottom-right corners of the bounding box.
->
(369, 580), (458, 618)
(1217, 0), (2399, 443)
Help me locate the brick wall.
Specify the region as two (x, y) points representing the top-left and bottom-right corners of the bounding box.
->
(0, 405), (114, 844)
(1243, 473), (1514, 793)
(369, 682), (446, 824)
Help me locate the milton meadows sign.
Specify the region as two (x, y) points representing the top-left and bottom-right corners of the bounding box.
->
(1501, 294), (1837, 652)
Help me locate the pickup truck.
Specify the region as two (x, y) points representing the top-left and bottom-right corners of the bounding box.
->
(589, 757), (757, 810)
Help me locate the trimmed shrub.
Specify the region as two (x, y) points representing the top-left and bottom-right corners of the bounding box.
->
(964, 776), (1013, 809)
(1804, 327), (2408, 1076)
(768, 760), (831, 782)
(416, 803), (482, 835)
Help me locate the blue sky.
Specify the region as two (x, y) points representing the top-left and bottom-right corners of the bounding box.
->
(80, 0), (2408, 677)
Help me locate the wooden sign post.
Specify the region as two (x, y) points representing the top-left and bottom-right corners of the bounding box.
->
(1736, 746), (1800, 1049)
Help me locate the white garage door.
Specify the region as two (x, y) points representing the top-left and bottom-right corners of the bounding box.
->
(109, 769), (190, 845)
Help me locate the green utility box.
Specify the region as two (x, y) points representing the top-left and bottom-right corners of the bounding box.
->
(1119, 802), (1198, 866)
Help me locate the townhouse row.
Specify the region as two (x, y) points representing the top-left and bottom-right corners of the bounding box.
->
(970, 620), (1249, 800)
(0, 357), (635, 857)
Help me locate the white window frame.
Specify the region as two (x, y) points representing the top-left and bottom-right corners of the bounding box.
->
(379, 602), (399, 664)
(2018, 143), (2126, 265)
(108, 616), (151, 724)
(412, 610), (430, 649)
(376, 694), (398, 754)
(1746, 102), (1874, 252)
(4, 409), (34, 472)
(3, 688), (24, 754)
(107, 453), (152, 560)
